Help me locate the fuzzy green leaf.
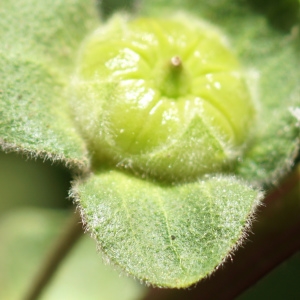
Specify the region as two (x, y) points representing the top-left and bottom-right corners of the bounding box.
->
(76, 170), (262, 288)
(0, 0), (99, 169)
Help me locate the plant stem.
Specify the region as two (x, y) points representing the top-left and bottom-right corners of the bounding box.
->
(24, 209), (83, 300)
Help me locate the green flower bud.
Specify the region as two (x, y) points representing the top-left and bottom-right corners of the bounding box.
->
(71, 14), (257, 182)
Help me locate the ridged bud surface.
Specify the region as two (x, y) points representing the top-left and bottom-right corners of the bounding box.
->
(71, 15), (256, 181)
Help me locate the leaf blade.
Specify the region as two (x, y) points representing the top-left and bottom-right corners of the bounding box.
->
(76, 170), (263, 287)
(0, 0), (99, 169)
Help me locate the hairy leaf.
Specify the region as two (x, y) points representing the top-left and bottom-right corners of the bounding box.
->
(0, 0), (99, 169)
(75, 170), (262, 287)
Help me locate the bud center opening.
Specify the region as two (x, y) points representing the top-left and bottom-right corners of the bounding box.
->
(157, 55), (190, 99)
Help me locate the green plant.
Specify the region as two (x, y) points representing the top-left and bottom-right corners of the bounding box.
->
(0, 0), (299, 299)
